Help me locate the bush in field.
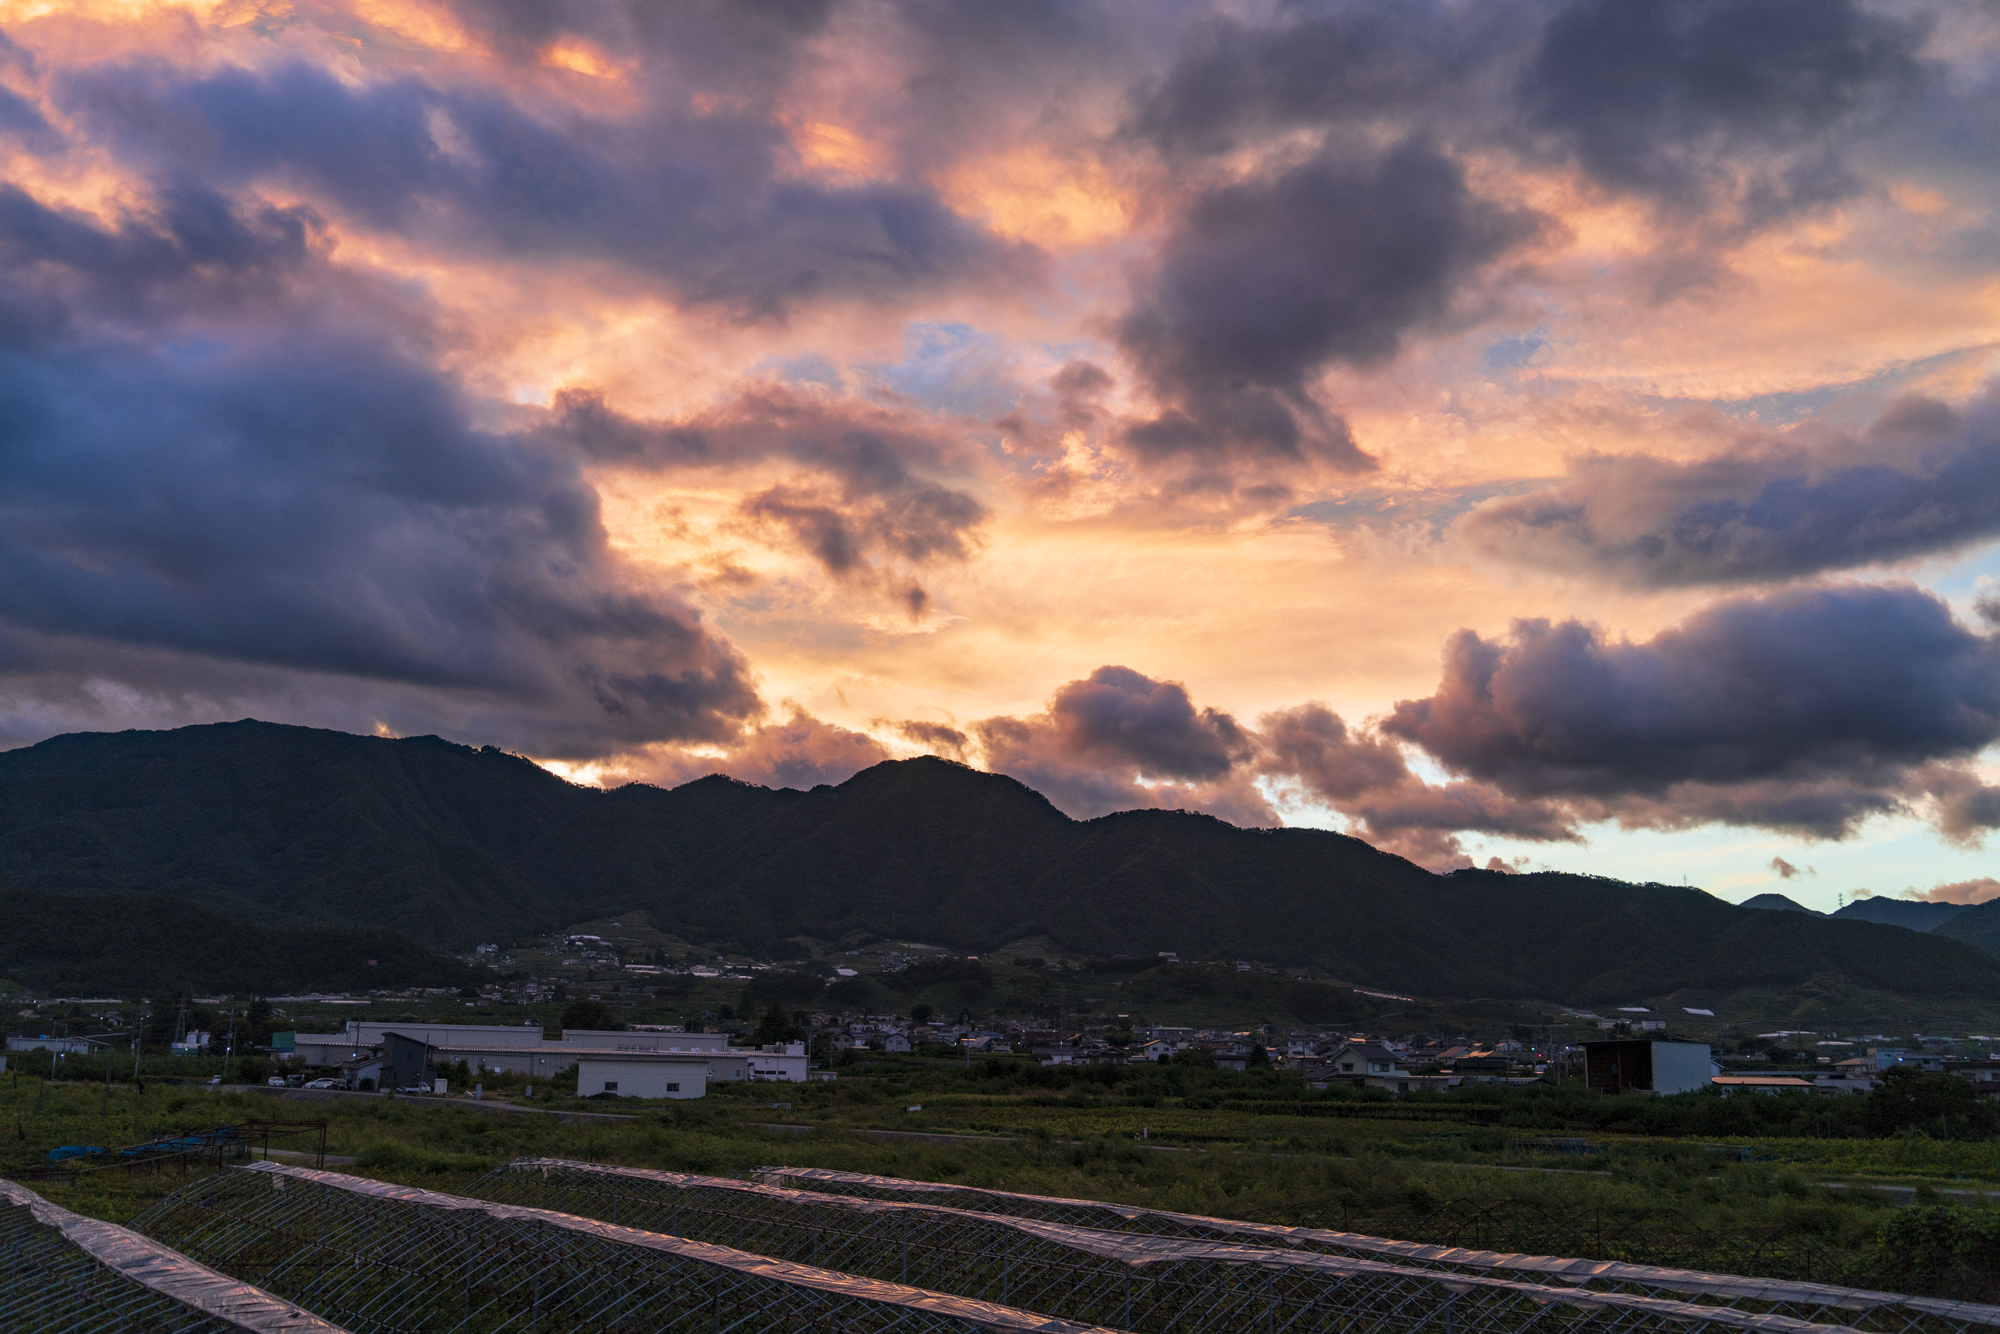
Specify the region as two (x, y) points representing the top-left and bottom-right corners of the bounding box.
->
(1863, 1069), (1996, 1138)
(1878, 1205), (2000, 1291)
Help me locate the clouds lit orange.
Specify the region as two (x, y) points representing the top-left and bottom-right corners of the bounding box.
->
(2, 0), (1998, 903)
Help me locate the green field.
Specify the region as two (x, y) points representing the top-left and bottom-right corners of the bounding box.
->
(10, 1056), (2000, 1302)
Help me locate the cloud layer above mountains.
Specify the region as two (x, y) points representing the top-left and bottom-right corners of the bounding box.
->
(3, 0), (1999, 886)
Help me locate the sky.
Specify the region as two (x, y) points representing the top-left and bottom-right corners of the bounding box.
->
(2, 0), (1999, 910)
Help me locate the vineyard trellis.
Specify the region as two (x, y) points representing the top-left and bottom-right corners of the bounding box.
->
(752, 1166), (2000, 1334)
(130, 1162), (1126, 1334)
(467, 1159), (1935, 1334)
(1, 1177), (348, 1333)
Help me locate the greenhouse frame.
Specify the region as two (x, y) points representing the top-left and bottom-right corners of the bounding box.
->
(753, 1165), (2000, 1334)
(467, 1158), (1938, 1334)
(1, 1177), (348, 1334)
(130, 1162), (1124, 1334)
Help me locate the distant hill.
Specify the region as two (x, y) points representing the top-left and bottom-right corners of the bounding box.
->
(0, 890), (476, 996)
(1741, 893), (1822, 915)
(1935, 900), (2000, 958)
(0, 720), (797, 944)
(1831, 898), (1967, 933)
(6, 720), (2000, 1005)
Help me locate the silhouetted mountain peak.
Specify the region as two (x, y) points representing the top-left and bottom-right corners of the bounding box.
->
(1741, 892), (1822, 915)
(7, 720), (2000, 1006)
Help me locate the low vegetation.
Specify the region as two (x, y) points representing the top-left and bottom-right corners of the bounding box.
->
(10, 1054), (2000, 1301)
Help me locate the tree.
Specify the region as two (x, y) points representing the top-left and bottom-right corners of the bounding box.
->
(559, 999), (621, 1032)
(910, 1003), (934, 1025)
(752, 1004), (804, 1047)
(1863, 1067), (1993, 1137)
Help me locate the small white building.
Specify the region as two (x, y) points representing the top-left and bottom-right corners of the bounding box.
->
(745, 1043), (811, 1081)
(575, 1052), (711, 1099)
(1322, 1043), (1408, 1078)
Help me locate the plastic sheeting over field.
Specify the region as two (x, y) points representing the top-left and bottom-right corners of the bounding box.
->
(1, 1177), (348, 1333)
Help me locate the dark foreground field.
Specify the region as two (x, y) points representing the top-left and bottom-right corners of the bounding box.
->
(11, 1056), (2000, 1301)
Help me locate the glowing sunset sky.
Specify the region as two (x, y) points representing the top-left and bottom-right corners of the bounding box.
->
(4, 0), (1999, 908)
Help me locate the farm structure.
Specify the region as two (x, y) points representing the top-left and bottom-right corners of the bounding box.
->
(752, 1165), (2000, 1334)
(0, 1177), (348, 1333)
(130, 1162), (1126, 1334)
(45, 1154), (2000, 1334)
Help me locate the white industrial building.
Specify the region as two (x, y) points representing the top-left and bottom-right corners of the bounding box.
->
(289, 1021), (805, 1091)
(574, 1052), (711, 1099)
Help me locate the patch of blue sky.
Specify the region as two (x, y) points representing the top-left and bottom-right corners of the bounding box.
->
(1462, 812), (1994, 913)
(863, 321), (1020, 419)
(1290, 478), (1553, 536)
(1911, 540), (2000, 611)
(1480, 328), (1547, 372)
(1648, 344), (1989, 429)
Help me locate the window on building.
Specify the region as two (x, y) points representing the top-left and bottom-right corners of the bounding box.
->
(603, 1081), (618, 1092)
(666, 1082), (680, 1092)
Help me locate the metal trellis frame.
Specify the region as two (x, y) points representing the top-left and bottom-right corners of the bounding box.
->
(750, 1166), (2000, 1334)
(1, 1178), (350, 1333)
(130, 1162), (1130, 1334)
(463, 1159), (1872, 1334)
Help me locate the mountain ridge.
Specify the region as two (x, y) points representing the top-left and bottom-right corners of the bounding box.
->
(5, 720), (1999, 1006)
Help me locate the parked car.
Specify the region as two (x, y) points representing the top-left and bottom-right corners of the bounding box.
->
(207, 1074), (221, 1085)
(266, 1076), (286, 1086)
(303, 1078), (337, 1089)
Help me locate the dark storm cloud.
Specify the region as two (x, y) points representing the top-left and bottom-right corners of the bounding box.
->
(435, 0), (835, 78)
(1117, 141), (1539, 465)
(1125, 5), (1508, 158)
(0, 179), (317, 334)
(968, 667), (1572, 860)
(1521, 0), (1931, 225)
(64, 59), (1036, 321)
(1455, 390), (2000, 587)
(1040, 664), (1255, 780)
(1382, 583), (2000, 836)
(1258, 702), (1576, 863)
(0, 183), (758, 757)
(550, 386), (989, 593)
(972, 665), (1272, 824)
(888, 718), (969, 760)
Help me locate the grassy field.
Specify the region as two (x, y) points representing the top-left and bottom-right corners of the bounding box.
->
(13, 1057), (2000, 1300)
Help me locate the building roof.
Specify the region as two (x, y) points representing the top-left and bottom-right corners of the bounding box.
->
(1326, 1043), (1402, 1062)
(1711, 1076), (1813, 1087)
